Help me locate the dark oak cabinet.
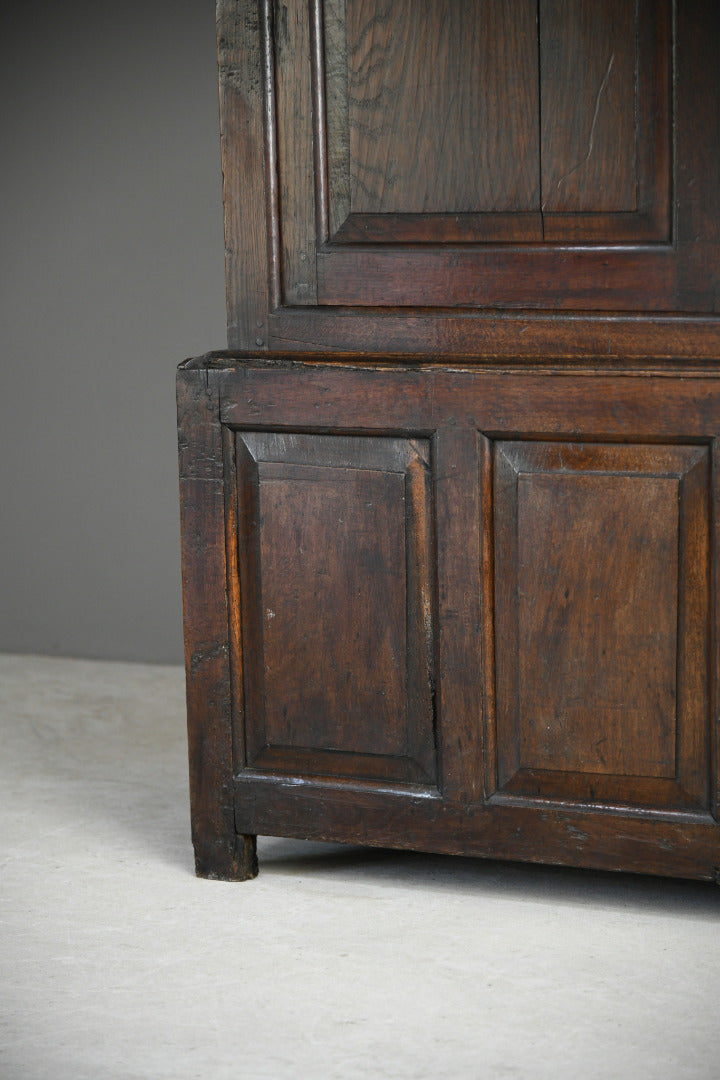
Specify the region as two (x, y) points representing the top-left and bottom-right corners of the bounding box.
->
(178, 1), (720, 880)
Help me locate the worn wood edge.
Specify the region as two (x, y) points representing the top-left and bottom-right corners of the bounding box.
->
(177, 367), (243, 879)
(181, 350), (720, 377)
(194, 833), (259, 881)
(217, 0), (272, 348)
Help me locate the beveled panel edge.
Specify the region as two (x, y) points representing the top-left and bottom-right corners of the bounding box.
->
(488, 437), (712, 813)
(228, 427), (440, 789)
(319, 0), (672, 246)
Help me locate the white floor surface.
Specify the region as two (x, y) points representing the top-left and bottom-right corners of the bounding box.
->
(1, 653), (719, 1080)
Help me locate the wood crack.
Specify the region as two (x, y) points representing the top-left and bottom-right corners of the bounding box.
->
(548, 52), (615, 205)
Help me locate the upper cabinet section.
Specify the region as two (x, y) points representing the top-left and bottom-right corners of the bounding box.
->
(218, 0), (720, 352)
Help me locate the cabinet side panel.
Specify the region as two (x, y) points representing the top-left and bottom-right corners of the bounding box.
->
(178, 369), (247, 877)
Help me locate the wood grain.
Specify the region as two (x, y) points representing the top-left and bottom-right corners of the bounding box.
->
(265, 310), (720, 360)
(217, 0), (271, 348)
(234, 771), (720, 881)
(316, 246), (678, 309)
(493, 440), (710, 814)
(176, 355), (720, 881)
(222, 0), (719, 339)
(541, 0), (672, 240)
(517, 472), (679, 777)
(177, 366), (257, 879)
(540, 0), (636, 213)
(433, 428), (484, 803)
(345, 0), (539, 215)
(273, 0), (317, 303)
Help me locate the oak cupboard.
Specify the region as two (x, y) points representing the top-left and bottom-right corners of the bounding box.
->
(178, 1), (720, 880)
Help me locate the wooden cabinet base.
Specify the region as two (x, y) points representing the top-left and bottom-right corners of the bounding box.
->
(178, 353), (720, 883)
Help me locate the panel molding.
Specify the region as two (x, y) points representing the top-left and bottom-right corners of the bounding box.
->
(490, 439), (710, 813)
(229, 428), (439, 787)
(318, 0), (671, 246)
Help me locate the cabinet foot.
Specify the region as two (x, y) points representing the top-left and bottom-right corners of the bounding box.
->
(193, 833), (258, 881)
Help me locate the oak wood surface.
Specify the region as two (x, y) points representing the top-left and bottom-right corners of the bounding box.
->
(493, 441), (709, 813)
(273, 0), (317, 304)
(217, 0), (273, 348)
(233, 431), (437, 785)
(233, 770), (720, 881)
(178, 368), (258, 879)
(540, 0), (637, 214)
(541, 0), (672, 242)
(264, 310), (720, 359)
(345, 0), (540, 215)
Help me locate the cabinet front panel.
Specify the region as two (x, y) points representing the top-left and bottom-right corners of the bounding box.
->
(232, 430), (437, 786)
(492, 440), (710, 813)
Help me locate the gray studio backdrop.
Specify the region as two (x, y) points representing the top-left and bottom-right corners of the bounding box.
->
(1, 2), (226, 663)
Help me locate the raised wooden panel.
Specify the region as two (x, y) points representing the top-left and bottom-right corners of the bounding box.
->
(231, 430), (437, 786)
(492, 441), (710, 813)
(540, 0), (671, 240)
(259, 462), (407, 752)
(344, 0), (540, 215)
(182, 358), (720, 880)
(324, 0), (543, 243)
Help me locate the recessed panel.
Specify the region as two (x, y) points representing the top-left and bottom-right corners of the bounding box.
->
(492, 441), (710, 812)
(234, 432), (437, 786)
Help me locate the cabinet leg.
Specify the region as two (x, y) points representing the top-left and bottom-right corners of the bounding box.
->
(193, 832), (258, 881)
